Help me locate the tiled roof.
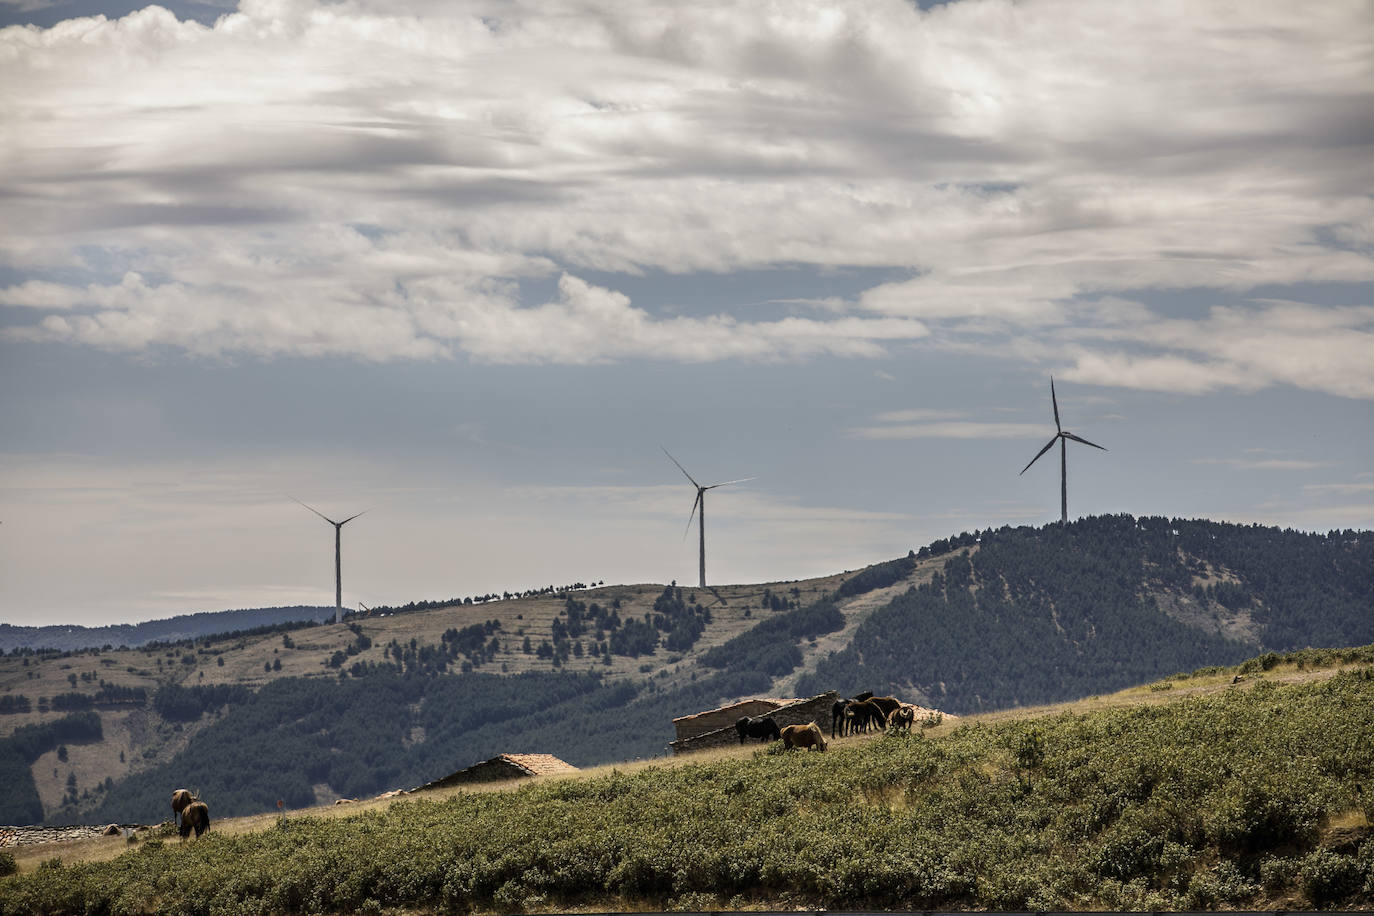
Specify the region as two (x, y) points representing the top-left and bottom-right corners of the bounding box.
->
(498, 753), (579, 776)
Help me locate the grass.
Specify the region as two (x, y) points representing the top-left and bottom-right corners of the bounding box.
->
(6, 647), (1374, 913)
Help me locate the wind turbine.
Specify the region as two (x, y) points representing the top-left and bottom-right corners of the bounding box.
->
(662, 448), (754, 589)
(1019, 377), (1107, 525)
(293, 498), (366, 624)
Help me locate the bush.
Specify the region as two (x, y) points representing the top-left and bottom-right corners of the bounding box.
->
(0, 850), (15, 877)
(1299, 849), (1365, 907)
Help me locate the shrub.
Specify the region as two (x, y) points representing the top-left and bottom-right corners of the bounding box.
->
(1299, 848), (1365, 907)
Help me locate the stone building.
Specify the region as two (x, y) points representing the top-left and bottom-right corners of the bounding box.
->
(669, 691), (839, 754)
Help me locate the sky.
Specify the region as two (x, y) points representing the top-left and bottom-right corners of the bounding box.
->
(1, 0), (1372, 627)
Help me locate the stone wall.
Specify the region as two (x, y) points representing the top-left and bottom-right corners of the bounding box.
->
(669, 692), (838, 754)
(672, 698), (783, 741)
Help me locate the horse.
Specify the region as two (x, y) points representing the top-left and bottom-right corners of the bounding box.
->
(179, 800), (210, 840)
(171, 789), (194, 829)
(887, 705), (915, 733)
(735, 715), (781, 744)
(781, 722), (827, 752)
(831, 691), (879, 737)
(844, 699), (885, 734)
(868, 695), (902, 719)
(830, 699), (851, 738)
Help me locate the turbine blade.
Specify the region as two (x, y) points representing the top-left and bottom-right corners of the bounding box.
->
(705, 476), (756, 489)
(291, 496), (337, 525)
(661, 447), (700, 488)
(1064, 432), (1107, 451)
(1020, 436), (1059, 475)
(683, 490), (702, 540)
(1050, 377), (1062, 433)
(339, 510), (368, 526)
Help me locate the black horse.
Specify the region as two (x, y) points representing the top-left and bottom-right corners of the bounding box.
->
(735, 715), (781, 744)
(831, 699), (851, 738)
(831, 691), (877, 738)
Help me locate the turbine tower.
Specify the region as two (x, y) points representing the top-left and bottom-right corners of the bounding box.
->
(293, 498), (366, 623)
(1019, 377), (1107, 525)
(663, 448), (753, 588)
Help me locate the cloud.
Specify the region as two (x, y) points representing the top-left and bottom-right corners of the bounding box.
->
(0, 0), (1370, 374)
(1191, 457), (1332, 472)
(850, 407), (1045, 440)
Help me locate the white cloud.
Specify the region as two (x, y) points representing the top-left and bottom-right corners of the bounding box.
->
(850, 407), (1045, 440)
(0, 0), (1370, 376)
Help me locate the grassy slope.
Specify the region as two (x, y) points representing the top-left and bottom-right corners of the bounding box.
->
(5, 646), (1374, 913)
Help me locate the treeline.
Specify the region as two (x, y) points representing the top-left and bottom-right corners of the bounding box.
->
(834, 553), (916, 599)
(798, 515), (1374, 712)
(86, 667), (772, 823)
(365, 579), (607, 618)
(700, 598), (845, 677)
(0, 712), (103, 824)
(151, 684), (253, 723)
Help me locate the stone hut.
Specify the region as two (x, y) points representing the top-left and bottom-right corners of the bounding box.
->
(669, 691), (839, 754)
(413, 753), (578, 791)
(672, 697), (800, 742)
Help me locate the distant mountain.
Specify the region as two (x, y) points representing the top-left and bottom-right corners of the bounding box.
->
(0, 606), (336, 653)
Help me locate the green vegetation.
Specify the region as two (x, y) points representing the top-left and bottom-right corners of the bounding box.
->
(834, 552), (916, 598)
(0, 712), (103, 823)
(799, 515), (1374, 711)
(7, 655), (1374, 913)
(699, 598), (844, 676)
(87, 668), (772, 824)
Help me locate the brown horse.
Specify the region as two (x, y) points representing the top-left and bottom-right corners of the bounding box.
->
(171, 789), (194, 829)
(179, 800), (210, 839)
(780, 722), (827, 752)
(868, 695), (902, 719)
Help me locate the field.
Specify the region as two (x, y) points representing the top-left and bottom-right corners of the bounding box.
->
(4, 645), (1374, 913)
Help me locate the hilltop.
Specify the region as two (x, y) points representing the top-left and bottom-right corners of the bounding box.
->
(1, 514), (1371, 825)
(4, 645), (1374, 913)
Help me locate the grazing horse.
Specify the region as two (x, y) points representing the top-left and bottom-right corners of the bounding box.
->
(781, 722), (827, 752)
(735, 715), (781, 744)
(887, 705), (915, 733)
(868, 695), (902, 719)
(844, 699), (886, 735)
(171, 789), (194, 829)
(179, 800), (210, 840)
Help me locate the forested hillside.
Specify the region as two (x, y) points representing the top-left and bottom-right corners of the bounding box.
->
(85, 667), (776, 823)
(798, 515), (1373, 711)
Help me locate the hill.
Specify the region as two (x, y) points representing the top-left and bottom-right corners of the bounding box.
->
(0, 606), (336, 654)
(4, 645), (1374, 912)
(1, 515), (1371, 825)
